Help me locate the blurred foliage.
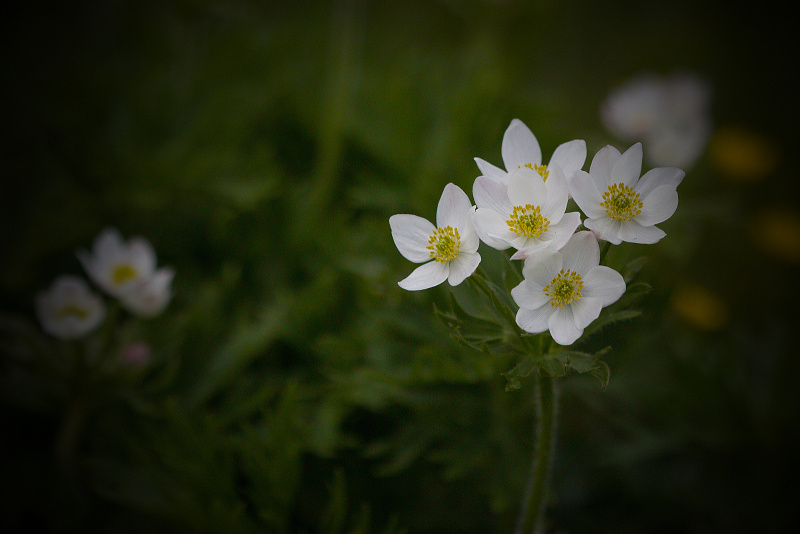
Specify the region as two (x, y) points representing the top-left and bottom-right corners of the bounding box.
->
(1, 0), (798, 533)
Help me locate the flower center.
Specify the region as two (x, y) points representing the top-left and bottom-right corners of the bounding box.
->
(601, 183), (643, 221)
(507, 204), (550, 238)
(543, 268), (584, 308)
(112, 264), (139, 285)
(56, 305), (89, 320)
(427, 226), (461, 262)
(518, 163), (550, 182)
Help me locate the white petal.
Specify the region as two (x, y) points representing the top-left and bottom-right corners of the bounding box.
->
(610, 143), (643, 188)
(472, 208), (513, 250)
(436, 183), (473, 230)
(521, 249), (562, 288)
(542, 212), (582, 252)
(511, 279), (551, 310)
(507, 167), (548, 206)
(458, 213), (480, 253)
(570, 297), (603, 330)
(584, 217), (623, 245)
(390, 214), (435, 262)
(128, 237), (157, 277)
(617, 221), (666, 244)
(541, 166), (569, 223)
(447, 252), (481, 286)
(516, 305), (554, 334)
(582, 266), (626, 306)
(474, 157), (509, 184)
(549, 139), (587, 176)
(569, 171), (606, 219)
(473, 176), (512, 215)
(559, 231), (600, 277)
(502, 119), (541, 171)
(398, 261), (448, 291)
(548, 307), (583, 345)
(635, 166), (685, 199)
(638, 185), (679, 226)
(589, 145), (621, 190)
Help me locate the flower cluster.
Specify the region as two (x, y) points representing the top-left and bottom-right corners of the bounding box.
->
(36, 228), (174, 340)
(391, 119), (684, 345)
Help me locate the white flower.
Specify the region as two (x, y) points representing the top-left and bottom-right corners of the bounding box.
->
(601, 72), (712, 168)
(77, 227), (174, 316)
(390, 183), (481, 290)
(118, 268), (175, 317)
(511, 231), (625, 345)
(570, 143), (684, 245)
(36, 275), (106, 339)
(474, 118), (587, 186)
(472, 166), (581, 259)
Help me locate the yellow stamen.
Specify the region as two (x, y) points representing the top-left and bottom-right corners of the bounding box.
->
(427, 226), (461, 262)
(543, 268), (584, 308)
(56, 305), (89, 320)
(518, 162), (550, 182)
(602, 183), (643, 222)
(507, 205), (550, 238)
(112, 264), (138, 285)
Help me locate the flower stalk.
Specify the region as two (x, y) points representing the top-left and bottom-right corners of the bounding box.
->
(516, 372), (557, 534)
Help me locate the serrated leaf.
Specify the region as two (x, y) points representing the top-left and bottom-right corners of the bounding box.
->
(502, 354), (538, 390)
(622, 256), (648, 283)
(583, 309), (642, 338)
(591, 360), (611, 389)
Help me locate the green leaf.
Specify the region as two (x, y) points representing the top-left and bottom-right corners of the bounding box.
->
(591, 360), (611, 389)
(622, 256), (648, 283)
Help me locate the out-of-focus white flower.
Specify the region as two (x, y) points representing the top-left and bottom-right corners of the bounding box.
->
(570, 143), (684, 245)
(474, 118), (586, 186)
(78, 227), (174, 316)
(119, 268), (175, 317)
(601, 72), (711, 168)
(36, 275), (106, 339)
(472, 166), (581, 259)
(511, 231), (625, 345)
(390, 183), (481, 290)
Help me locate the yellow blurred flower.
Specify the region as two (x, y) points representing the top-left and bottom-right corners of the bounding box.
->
(708, 125), (779, 182)
(671, 283), (729, 331)
(749, 208), (800, 263)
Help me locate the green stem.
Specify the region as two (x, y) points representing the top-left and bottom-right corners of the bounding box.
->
(598, 240), (612, 265)
(515, 372), (557, 534)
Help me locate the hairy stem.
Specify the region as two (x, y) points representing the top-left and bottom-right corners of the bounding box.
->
(515, 372), (557, 534)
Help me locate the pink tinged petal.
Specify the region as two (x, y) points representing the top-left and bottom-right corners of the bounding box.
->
(559, 231), (600, 277)
(617, 221), (666, 244)
(610, 142), (643, 188)
(472, 208), (513, 250)
(509, 249), (530, 260)
(548, 307), (583, 345)
(511, 279), (551, 310)
(436, 183), (472, 230)
(474, 157), (509, 184)
(541, 166), (569, 223)
(569, 171), (606, 219)
(516, 305), (554, 334)
(634, 166), (685, 199)
(390, 214), (435, 263)
(584, 217), (623, 245)
(502, 119), (541, 171)
(569, 296), (604, 330)
(549, 139), (587, 176)
(542, 212), (582, 252)
(507, 167), (548, 206)
(458, 213), (480, 253)
(398, 261), (448, 291)
(638, 185), (679, 226)
(589, 145), (621, 190)
(447, 252), (481, 286)
(473, 176), (513, 215)
(582, 266), (626, 307)
(522, 249), (562, 288)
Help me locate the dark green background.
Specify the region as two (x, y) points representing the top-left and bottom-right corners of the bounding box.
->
(1, 1), (797, 532)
